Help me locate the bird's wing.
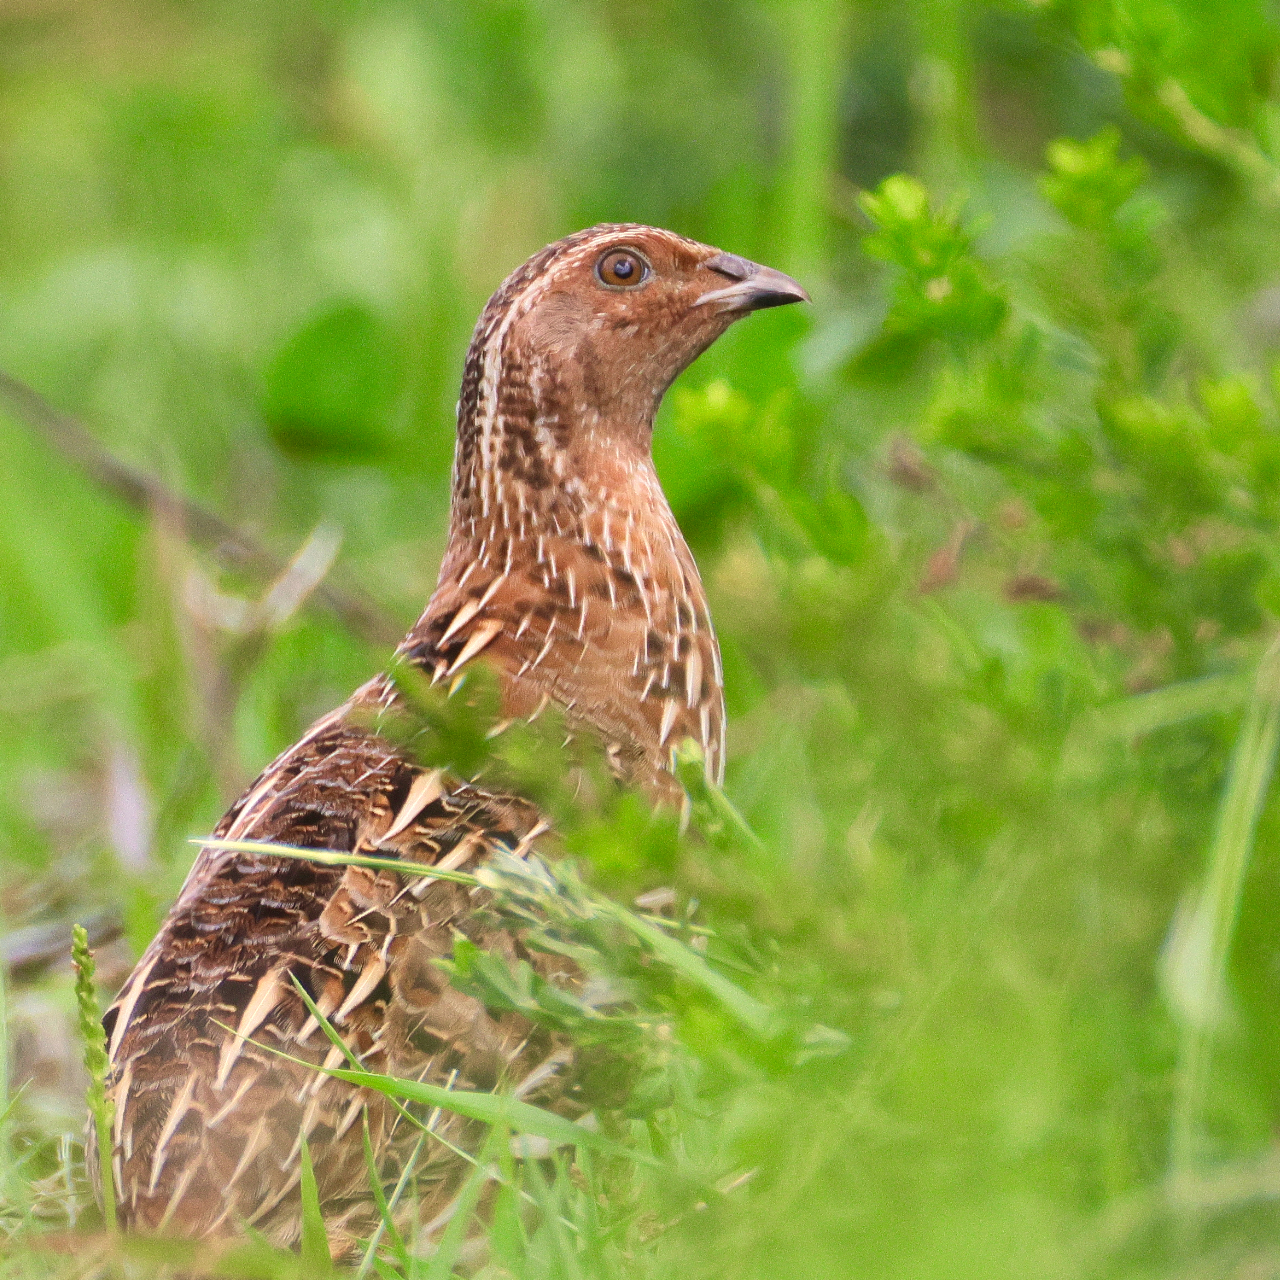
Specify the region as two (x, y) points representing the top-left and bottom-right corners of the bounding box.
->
(103, 679), (564, 1249)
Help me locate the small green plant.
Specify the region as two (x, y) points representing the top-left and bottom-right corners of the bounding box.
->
(859, 174), (1007, 351)
(71, 924), (115, 1236)
(1041, 127), (1149, 233)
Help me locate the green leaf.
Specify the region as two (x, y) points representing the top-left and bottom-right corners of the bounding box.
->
(1165, 637), (1280, 1177)
(859, 175), (1007, 351)
(423, 1130), (500, 1279)
(322, 1067), (661, 1166)
(191, 837), (481, 887)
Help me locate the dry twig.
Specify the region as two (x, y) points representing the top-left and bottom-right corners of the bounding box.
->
(0, 370), (403, 646)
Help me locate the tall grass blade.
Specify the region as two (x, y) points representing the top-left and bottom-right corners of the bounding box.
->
(592, 896), (774, 1037)
(422, 1129), (498, 1280)
(1164, 635), (1280, 1184)
(672, 739), (765, 851)
(323, 1066), (657, 1166)
(776, 0), (847, 275)
(207, 835), (777, 1038)
(356, 1114), (414, 1279)
(1063, 671), (1252, 781)
(298, 1135), (331, 1273)
(192, 838), (481, 888)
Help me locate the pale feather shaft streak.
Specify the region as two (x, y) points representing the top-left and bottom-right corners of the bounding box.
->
(215, 965), (289, 1089)
(445, 617), (505, 676)
(147, 1076), (197, 1193)
(658, 698), (679, 746)
(382, 769), (447, 842)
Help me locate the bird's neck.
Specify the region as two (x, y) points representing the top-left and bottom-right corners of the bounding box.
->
(399, 391), (725, 797)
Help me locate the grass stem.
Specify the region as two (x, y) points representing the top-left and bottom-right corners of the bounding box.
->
(71, 923), (117, 1235)
(1167, 634), (1280, 1186)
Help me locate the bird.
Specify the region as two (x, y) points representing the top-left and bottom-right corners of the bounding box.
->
(99, 224), (808, 1254)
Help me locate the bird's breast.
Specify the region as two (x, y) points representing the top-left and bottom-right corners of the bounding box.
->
(404, 501), (724, 798)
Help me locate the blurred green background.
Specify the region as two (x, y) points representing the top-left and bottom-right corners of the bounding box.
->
(6, 0), (1280, 1276)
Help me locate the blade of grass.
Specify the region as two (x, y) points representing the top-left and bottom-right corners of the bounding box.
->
(1062, 671), (1251, 781)
(252, 982), (481, 1175)
(356, 1113), (415, 1279)
(591, 896), (774, 1037)
(423, 1128), (500, 1280)
(324, 1066), (657, 1166)
(287, 972), (491, 1170)
(219, 989), (655, 1165)
(1165, 634), (1280, 1185)
(776, 0), (848, 275)
(192, 837), (482, 888)
(1090, 672), (1250, 739)
(210, 836), (776, 1038)
(672, 739), (765, 851)
(520, 1150), (590, 1277)
(298, 1135), (332, 1273)
(224, 991), (589, 1251)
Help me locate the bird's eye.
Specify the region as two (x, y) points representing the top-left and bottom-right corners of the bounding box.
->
(596, 249), (649, 289)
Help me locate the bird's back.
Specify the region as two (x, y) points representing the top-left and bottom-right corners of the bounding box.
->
(106, 672), (572, 1246)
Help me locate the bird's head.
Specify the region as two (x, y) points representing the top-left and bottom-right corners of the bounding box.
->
(431, 225), (807, 794)
(456, 224), (809, 471)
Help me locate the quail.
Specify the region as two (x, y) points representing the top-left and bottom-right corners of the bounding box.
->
(101, 224), (808, 1250)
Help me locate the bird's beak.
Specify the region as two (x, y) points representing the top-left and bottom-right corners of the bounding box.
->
(696, 252), (811, 313)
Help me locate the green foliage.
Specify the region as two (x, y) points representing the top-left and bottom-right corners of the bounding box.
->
(296, 1137), (333, 1275)
(1041, 127), (1148, 232)
(859, 175), (1008, 350)
(8, 1), (1280, 1277)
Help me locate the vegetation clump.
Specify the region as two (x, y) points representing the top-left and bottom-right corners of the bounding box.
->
(5, 0), (1280, 1275)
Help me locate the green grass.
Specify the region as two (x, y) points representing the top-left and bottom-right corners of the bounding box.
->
(7, 0), (1280, 1275)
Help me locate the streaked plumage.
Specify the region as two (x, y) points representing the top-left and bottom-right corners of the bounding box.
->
(101, 224), (807, 1251)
